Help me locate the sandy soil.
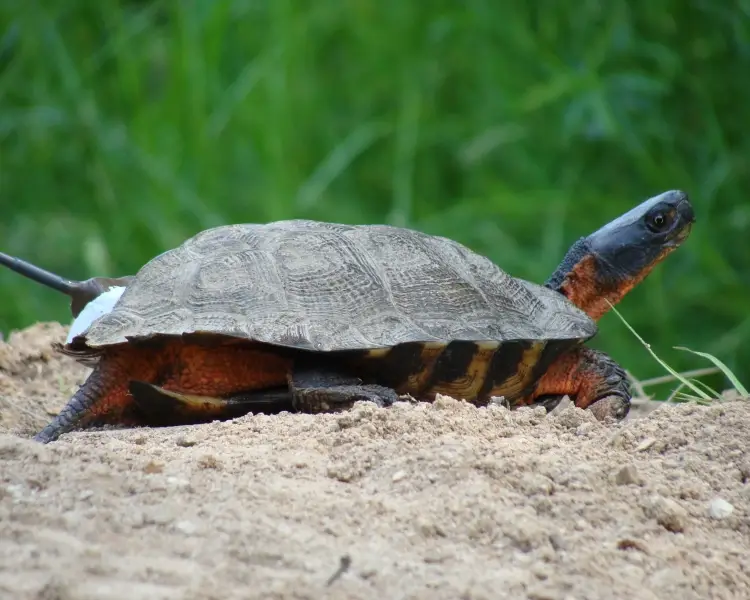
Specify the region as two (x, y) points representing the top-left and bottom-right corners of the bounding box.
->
(0, 322), (748, 600)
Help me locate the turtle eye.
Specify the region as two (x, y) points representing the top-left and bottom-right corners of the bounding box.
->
(645, 208), (672, 233)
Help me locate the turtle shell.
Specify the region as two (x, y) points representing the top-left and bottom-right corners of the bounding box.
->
(73, 220), (596, 352)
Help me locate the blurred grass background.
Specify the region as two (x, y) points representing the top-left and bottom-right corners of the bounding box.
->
(1, 0), (748, 395)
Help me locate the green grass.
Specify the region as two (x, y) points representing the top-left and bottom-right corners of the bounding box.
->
(1, 1), (749, 392)
(610, 302), (748, 403)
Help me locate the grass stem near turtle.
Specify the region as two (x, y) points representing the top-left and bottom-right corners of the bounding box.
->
(8, 190), (693, 443)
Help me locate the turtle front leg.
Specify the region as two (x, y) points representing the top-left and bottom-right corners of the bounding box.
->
(527, 346), (631, 421)
(289, 367), (399, 413)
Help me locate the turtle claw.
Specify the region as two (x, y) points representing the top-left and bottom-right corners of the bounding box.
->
(288, 367), (399, 413)
(350, 384), (399, 408)
(292, 383), (398, 412)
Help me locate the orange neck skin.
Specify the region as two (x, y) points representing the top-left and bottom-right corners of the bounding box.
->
(554, 248), (673, 322)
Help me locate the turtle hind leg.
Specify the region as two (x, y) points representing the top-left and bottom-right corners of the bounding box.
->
(527, 345), (631, 421)
(33, 354), (141, 443)
(131, 367), (399, 422)
(128, 381), (295, 426)
(289, 367), (399, 413)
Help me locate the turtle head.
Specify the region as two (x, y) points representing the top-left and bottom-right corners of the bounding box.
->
(545, 190), (694, 322)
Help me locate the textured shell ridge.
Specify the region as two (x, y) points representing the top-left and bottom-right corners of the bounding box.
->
(77, 220), (597, 351)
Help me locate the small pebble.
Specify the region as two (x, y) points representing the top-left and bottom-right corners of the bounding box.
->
(392, 470), (407, 483)
(166, 476), (190, 490)
(617, 538), (649, 553)
(174, 520), (199, 535)
(707, 497), (734, 519)
(547, 395), (572, 416)
(143, 461), (164, 474)
(548, 533), (567, 551)
(615, 464), (642, 486)
(197, 454), (222, 470)
(737, 462), (750, 483)
(643, 496), (688, 533)
(489, 395), (508, 408)
(635, 438), (656, 452)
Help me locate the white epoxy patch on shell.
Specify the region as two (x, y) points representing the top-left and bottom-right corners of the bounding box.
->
(66, 286), (126, 344)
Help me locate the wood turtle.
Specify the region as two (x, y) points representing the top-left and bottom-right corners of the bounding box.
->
(0, 190), (694, 443)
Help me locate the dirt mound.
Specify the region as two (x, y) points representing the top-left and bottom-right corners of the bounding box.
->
(0, 323), (748, 599)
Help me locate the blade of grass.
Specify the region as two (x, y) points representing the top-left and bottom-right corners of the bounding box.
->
(665, 382), (686, 403)
(687, 377), (721, 398)
(674, 346), (749, 396)
(637, 366), (720, 388)
(607, 301), (714, 401)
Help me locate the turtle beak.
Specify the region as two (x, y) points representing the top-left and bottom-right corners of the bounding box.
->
(670, 198), (695, 245)
(659, 191), (695, 247)
(585, 190), (695, 274)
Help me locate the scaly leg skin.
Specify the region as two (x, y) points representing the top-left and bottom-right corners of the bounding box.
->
(527, 345), (631, 421)
(34, 340), (291, 444)
(128, 381), (295, 425)
(289, 367), (399, 413)
(34, 354), (140, 444)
